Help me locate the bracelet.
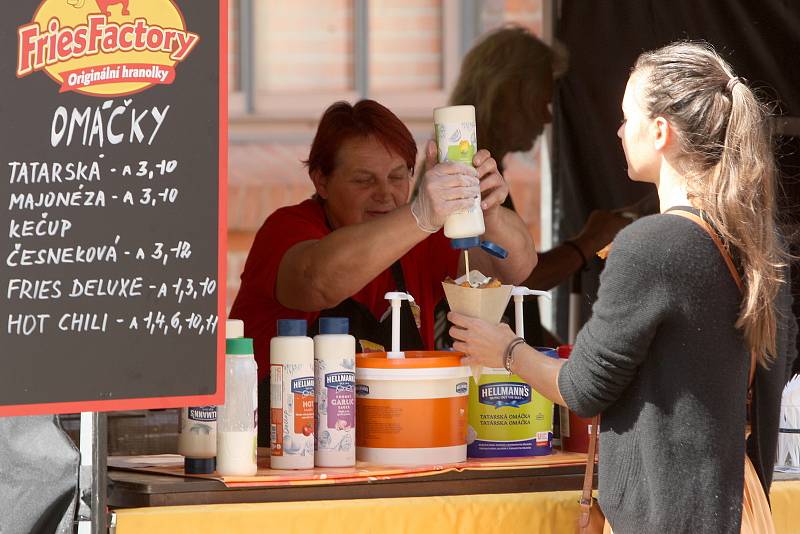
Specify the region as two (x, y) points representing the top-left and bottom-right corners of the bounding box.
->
(504, 337), (526, 374)
(563, 240), (587, 271)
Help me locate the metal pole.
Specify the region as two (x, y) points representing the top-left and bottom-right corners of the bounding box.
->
(76, 412), (107, 534)
(354, 0), (369, 99)
(459, 0), (479, 59)
(240, 0), (255, 113)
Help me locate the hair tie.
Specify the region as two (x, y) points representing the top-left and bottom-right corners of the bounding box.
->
(726, 76), (741, 93)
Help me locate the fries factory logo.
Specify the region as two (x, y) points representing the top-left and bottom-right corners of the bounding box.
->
(16, 0), (200, 96)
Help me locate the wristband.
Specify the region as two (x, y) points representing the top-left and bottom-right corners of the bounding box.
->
(504, 337), (526, 374)
(563, 240), (587, 271)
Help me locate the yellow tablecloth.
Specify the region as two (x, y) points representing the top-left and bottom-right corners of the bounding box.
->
(114, 480), (800, 534)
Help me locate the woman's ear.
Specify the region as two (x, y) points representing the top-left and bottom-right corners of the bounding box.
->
(653, 116), (670, 151)
(310, 170), (329, 199)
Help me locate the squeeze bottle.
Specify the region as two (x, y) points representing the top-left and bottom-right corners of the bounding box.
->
(433, 105), (509, 259)
(216, 337), (259, 476)
(434, 105), (484, 240)
(314, 317), (356, 467)
(270, 319), (315, 469)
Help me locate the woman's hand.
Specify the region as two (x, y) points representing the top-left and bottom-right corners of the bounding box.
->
(448, 312), (517, 368)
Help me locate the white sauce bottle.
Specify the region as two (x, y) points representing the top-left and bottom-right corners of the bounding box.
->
(434, 105), (485, 240)
(178, 319), (244, 474)
(314, 317), (356, 467)
(270, 319), (315, 469)
(216, 337), (258, 476)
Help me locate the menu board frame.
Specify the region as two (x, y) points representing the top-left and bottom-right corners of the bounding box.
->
(0, 0), (227, 416)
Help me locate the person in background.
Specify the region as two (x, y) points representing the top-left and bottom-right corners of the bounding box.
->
(440, 26), (641, 346)
(230, 100), (536, 445)
(448, 41), (797, 533)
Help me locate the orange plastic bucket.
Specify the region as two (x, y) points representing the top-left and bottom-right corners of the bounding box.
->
(355, 351), (469, 465)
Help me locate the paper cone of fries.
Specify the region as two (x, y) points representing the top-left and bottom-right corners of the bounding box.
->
(443, 270), (513, 381)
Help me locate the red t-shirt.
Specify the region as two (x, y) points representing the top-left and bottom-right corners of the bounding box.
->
(230, 198), (460, 382)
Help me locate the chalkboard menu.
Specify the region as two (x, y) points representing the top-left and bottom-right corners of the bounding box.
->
(0, 0), (225, 415)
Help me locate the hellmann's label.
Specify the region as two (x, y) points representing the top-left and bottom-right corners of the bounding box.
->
(291, 376), (314, 449)
(291, 377), (314, 395)
(478, 382), (531, 408)
(188, 406), (216, 422)
(324, 372), (354, 390)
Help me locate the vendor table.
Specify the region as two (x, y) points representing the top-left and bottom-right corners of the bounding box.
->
(108, 460), (588, 507)
(108, 454), (800, 534)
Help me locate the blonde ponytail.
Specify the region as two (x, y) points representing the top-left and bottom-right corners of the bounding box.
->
(634, 42), (786, 364)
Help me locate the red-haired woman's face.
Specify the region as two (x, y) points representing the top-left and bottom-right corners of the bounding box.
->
(312, 135), (412, 228)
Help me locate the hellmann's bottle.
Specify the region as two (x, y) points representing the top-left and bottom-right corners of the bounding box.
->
(314, 317), (356, 467)
(270, 319), (315, 470)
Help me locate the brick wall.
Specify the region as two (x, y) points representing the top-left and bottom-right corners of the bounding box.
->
(254, 0), (354, 92)
(369, 0), (442, 91)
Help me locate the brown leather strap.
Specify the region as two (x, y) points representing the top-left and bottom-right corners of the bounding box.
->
(580, 416), (600, 507)
(667, 209), (756, 386)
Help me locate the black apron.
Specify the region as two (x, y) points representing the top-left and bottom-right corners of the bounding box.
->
(257, 260), (425, 446)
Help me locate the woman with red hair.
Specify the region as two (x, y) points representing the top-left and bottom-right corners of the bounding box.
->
(231, 100), (536, 445)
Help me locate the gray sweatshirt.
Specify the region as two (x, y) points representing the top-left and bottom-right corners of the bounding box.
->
(558, 212), (797, 534)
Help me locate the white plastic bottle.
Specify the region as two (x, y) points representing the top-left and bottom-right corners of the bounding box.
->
(270, 319), (315, 469)
(177, 319), (244, 474)
(216, 337), (258, 476)
(433, 105), (485, 240)
(314, 317), (356, 467)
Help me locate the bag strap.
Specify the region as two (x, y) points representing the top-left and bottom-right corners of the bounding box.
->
(579, 416), (600, 510)
(667, 209), (756, 386)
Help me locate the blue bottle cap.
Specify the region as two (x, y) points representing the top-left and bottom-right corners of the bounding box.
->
(184, 457), (215, 474)
(277, 319), (307, 336)
(480, 240), (508, 259)
(319, 317), (349, 335)
(450, 236), (481, 250)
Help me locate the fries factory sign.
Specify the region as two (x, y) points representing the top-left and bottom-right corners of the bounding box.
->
(0, 0), (226, 416)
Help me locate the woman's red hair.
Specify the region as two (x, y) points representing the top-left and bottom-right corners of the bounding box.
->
(304, 100), (417, 176)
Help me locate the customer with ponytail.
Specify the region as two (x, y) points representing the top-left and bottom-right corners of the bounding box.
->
(447, 41), (797, 533)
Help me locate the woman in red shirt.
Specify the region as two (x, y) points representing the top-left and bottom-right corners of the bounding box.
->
(230, 100), (536, 444)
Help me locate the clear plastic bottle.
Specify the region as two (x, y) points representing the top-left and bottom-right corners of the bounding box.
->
(178, 319), (244, 474)
(433, 105), (485, 240)
(314, 317), (356, 467)
(216, 337), (258, 476)
(270, 319), (315, 470)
